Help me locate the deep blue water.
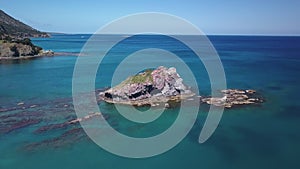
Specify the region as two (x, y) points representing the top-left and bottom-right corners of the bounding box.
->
(0, 34), (300, 169)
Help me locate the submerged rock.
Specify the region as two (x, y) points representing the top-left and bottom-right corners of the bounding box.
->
(201, 89), (263, 108)
(99, 66), (194, 106)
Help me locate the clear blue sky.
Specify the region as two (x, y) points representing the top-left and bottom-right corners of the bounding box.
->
(1, 0), (299, 35)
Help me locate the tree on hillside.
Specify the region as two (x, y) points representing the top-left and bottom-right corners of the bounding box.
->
(10, 45), (19, 57)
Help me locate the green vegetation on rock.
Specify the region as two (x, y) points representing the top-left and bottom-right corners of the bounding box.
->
(0, 38), (42, 57)
(130, 69), (154, 83)
(113, 69), (154, 90)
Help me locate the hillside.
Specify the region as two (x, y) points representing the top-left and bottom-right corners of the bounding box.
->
(0, 10), (52, 59)
(0, 10), (49, 38)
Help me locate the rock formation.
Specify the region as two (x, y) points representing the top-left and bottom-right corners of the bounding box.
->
(100, 66), (264, 108)
(201, 89), (263, 108)
(100, 66), (194, 106)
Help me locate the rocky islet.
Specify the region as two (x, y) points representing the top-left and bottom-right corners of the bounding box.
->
(99, 66), (195, 106)
(100, 66), (264, 108)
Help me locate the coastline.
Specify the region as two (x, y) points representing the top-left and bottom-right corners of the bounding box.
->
(100, 93), (195, 107)
(0, 52), (80, 62)
(0, 55), (47, 60)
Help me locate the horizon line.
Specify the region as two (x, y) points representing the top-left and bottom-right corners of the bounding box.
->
(46, 32), (300, 37)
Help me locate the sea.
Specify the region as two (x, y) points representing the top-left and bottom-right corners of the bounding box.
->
(0, 34), (299, 169)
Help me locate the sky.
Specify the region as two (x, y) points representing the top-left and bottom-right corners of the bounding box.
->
(0, 0), (299, 35)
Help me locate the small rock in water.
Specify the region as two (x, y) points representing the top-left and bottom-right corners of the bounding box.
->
(17, 102), (24, 106)
(164, 103), (170, 108)
(30, 105), (37, 108)
(246, 89), (256, 94)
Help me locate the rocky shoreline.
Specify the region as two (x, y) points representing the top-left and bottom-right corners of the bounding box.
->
(0, 51), (82, 62)
(101, 93), (195, 107)
(100, 66), (264, 108)
(100, 88), (263, 109)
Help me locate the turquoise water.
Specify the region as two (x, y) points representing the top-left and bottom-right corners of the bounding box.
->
(0, 35), (300, 169)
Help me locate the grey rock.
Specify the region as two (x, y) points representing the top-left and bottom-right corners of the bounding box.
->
(100, 66), (194, 106)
